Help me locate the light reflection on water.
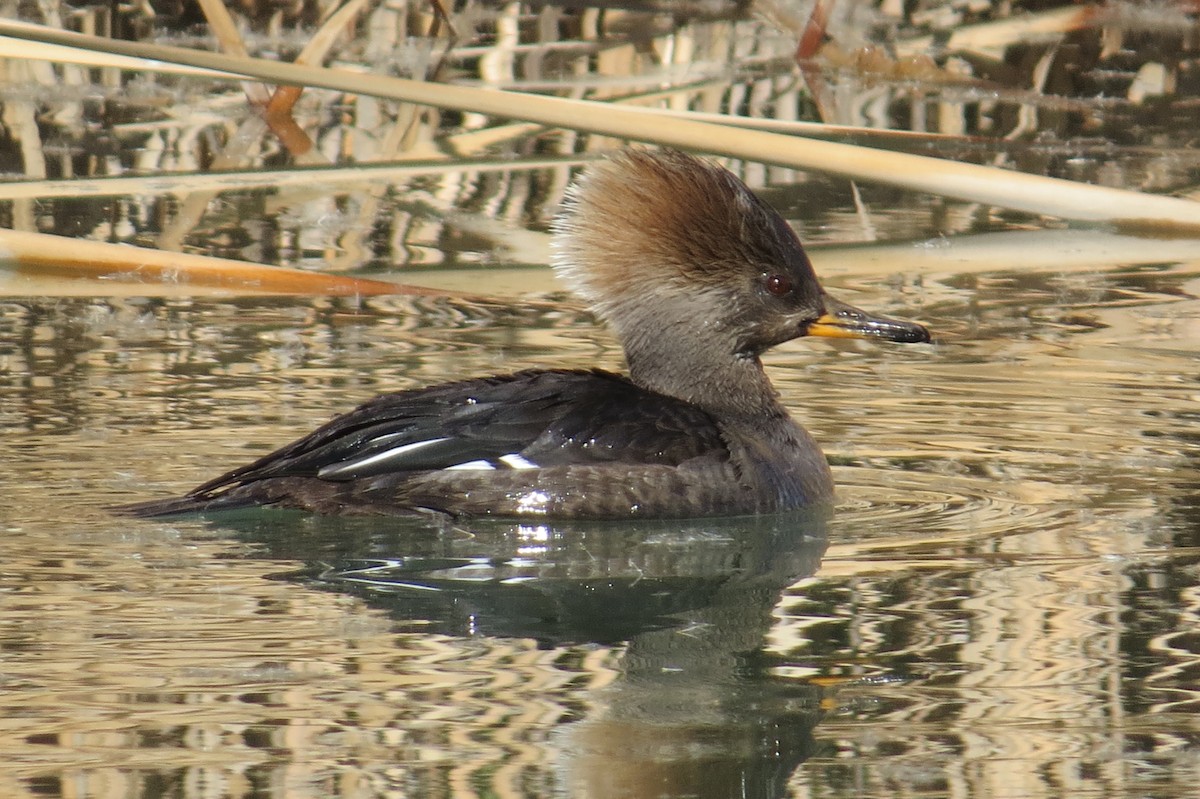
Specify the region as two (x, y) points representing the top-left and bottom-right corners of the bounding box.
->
(1, 261), (1197, 798)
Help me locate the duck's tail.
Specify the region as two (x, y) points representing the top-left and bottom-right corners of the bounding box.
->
(108, 492), (254, 518)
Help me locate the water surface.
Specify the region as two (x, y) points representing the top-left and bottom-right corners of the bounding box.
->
(2, 256), (1198, 797)
(3, 1), (1200, 796)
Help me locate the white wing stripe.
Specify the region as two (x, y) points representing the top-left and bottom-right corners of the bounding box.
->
(318, 440), (541, 478)
(444, 459), (496, 471)
(317, 437), (450, 478)
(499, 453), (538, 470)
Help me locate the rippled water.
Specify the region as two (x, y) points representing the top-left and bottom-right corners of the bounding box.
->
(2, 249), (1198, 797)
(2, 0), (1199, 793)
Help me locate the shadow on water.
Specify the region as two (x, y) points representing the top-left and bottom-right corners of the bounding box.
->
(200, 508), (832, 798)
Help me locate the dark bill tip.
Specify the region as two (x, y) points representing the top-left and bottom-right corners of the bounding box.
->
(806, 294), (931, 344)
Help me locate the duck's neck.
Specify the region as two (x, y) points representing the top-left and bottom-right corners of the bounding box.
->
(612, 307), (786, 419)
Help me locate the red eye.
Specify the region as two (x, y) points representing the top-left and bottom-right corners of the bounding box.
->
(765, 273), (792, 296)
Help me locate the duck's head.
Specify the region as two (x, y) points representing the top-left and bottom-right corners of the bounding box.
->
(551, 148), (930, 410)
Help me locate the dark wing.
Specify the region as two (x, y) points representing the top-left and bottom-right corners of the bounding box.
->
(186, 369), (726, 498)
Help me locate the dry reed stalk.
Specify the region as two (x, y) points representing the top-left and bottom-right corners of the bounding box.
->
(195, 0), (271, 105)
(263, 0), (373, 156)
(0, 155), (585, 201)
(3, 21), (1198, 231)
(895, 5), (1098, 60)
(0, 227), (441, 296)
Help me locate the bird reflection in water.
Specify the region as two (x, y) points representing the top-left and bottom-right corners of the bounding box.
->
(219, 508), (831, 798)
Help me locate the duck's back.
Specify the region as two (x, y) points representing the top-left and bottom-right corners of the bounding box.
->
(118, 368), (832, 519)
(119, 370), (778, 518)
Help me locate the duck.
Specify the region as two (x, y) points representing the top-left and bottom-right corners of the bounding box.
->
(117, 148), (929, 520)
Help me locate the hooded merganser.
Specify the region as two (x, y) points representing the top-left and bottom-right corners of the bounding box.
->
(118, 149), (929, 520)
